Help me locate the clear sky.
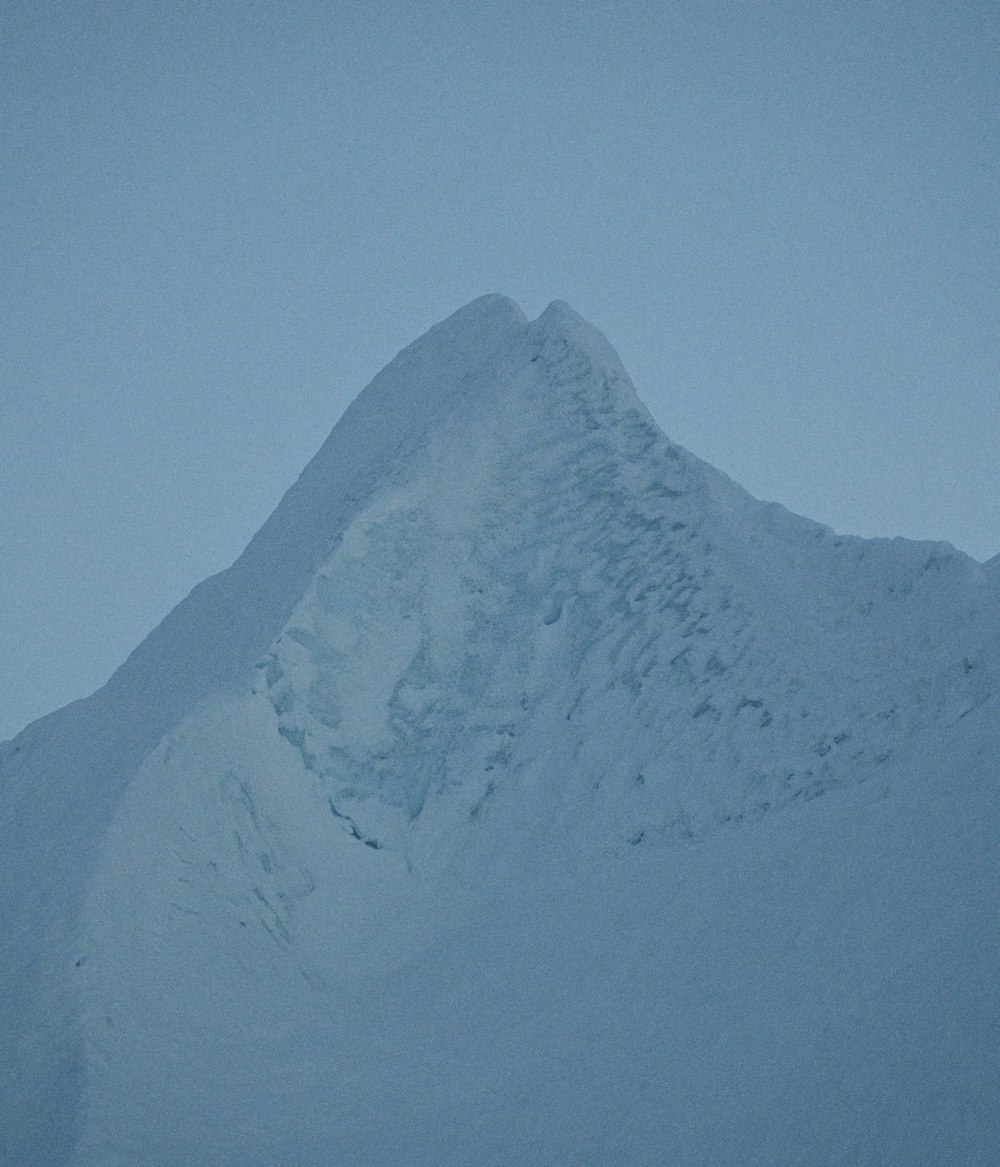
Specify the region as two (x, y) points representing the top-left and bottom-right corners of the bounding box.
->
(2, 0), (997, 740)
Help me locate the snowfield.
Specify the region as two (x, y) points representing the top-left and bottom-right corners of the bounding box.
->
(2, 296), (998, 1165)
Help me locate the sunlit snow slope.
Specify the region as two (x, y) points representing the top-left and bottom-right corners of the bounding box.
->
(2, 296), (998, 1166)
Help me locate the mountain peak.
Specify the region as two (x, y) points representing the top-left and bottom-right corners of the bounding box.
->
(413, 293), (527, 362)
(2, 297), (998, 1165)
(536, 298), (585, 326)
(447, 291), (527, 324)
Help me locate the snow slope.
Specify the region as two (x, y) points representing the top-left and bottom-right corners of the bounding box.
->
(2, 296), (998, 1165)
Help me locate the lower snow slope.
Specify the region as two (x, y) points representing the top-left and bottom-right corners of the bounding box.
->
(77, 694), (1000, 1166)
(2, 296), (998, 1165)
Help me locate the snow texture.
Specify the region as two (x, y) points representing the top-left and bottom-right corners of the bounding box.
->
(1, 295), (998, 1165)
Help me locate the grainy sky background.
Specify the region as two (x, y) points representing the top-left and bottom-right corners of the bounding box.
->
(3, 0), (997, 739)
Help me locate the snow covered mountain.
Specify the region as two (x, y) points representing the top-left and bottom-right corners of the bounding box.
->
(2, 295), (998, 1166)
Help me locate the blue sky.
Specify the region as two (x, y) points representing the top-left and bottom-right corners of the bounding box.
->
(2, 0), (997, 738)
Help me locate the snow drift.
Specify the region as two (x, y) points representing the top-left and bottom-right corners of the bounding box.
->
(2, 296), (998, 1165)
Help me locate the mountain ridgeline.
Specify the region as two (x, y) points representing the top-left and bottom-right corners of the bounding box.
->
(2, 296), (997, 1165)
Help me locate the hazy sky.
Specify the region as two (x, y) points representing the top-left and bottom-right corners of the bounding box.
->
(3, 0), (997, 739)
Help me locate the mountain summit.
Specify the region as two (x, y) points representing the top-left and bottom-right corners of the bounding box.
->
(2, 298), (998, 1165)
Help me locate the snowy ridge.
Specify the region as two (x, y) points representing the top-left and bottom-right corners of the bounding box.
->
(1, 297), (998, 1165)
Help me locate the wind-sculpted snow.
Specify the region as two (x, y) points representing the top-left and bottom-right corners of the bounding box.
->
(261, 302), (996, 867)
(1, 297), (998, 1165)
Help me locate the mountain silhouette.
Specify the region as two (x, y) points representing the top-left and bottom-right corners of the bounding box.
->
(3, 296), (997, 1165)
